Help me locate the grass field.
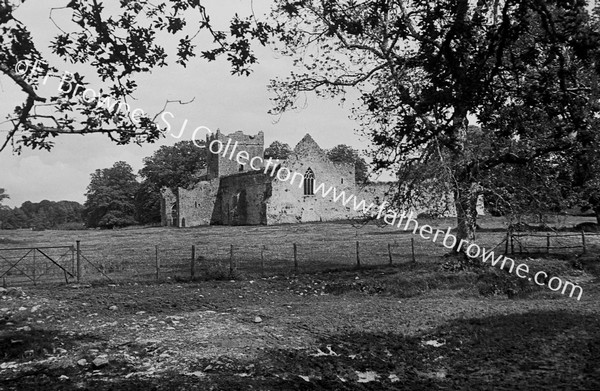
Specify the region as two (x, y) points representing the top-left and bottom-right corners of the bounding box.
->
(1, 214), (598, 285)
(1, 216), (600, 389)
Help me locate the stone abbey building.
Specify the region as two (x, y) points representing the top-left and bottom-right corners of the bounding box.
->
(160, 130), (482, 227)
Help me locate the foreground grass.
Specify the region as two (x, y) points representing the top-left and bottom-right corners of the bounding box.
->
(1, 218), (599, 389)
(1, 258), (599, 390)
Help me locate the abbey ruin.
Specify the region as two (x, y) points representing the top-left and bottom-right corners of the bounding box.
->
(160, 130), (483, 227)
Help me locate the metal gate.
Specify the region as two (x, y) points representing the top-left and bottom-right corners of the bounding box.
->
(0, 246), (76, 286)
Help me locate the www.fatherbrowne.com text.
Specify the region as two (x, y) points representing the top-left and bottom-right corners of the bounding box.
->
(21, 55), (579, 301)
(209, 137), (584, 301)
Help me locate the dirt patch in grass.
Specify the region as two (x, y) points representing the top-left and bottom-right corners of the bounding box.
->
(4, 308), (599, 390)
(1, 251), (599, 390)
(0, 329), (102, 362)
(319, 267), (479, 298)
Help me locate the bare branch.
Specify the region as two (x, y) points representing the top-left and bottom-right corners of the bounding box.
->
(152, 98), (196, 122)
(49, 6), (69, 34)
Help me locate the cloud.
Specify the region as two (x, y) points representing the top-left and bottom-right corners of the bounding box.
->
(0, 135), (164, 208)
(1, 154), (79, 207)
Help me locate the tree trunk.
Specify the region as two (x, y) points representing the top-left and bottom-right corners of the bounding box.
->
(447, 112), (480, 254)
(453, 180), (479, 251)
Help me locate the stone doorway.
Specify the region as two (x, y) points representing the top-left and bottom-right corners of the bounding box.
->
(170, 204), (177, 227)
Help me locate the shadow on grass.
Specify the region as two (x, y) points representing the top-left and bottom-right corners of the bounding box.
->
(283, 262), (541, 299)
(0, 311), (600, 390)
(2, 310), (599, 390)
(201, 309), (600, 390)
(0, 329), (103, 362)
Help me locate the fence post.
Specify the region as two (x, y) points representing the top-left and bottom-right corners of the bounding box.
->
(388, 243), (393, 265)
(71, 245), (75, 276)
(155, 245), (160, 281)
(510, 233), (514, 254)
(32, 249), (36, 286)
(411, 238), (416, 263)
(191, 245), (196, 280)
(229, 244), (234, 275)
(261, 245), (265, 277)
(356, 241), (361, 268)
(546, 233), (550, 254)
(293, 243), (298, 273)
(582, 230), (587, 254)
(76, 240), (81, 283)
(504, 231), (510, 255)
(519, 237), (522, 255)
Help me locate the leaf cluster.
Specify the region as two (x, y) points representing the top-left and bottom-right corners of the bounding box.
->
(136, 140), (206, 224)
(83, 161), (139, 228)
(0, 0), (273, 152)
(326, 144), (370, 184)
(269, 0), (600, 218)
(264, 140), (292, 160)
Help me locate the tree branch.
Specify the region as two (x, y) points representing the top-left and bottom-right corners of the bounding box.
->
(0, 63), (46, 102)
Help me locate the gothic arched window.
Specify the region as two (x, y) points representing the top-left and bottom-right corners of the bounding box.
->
(304, 168), (315, 196)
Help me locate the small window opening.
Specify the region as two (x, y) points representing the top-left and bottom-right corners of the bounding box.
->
(304, 168), (315, 196)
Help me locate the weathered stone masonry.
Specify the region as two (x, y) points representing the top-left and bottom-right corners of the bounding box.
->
(160, 130), (484, 227)
(265, 134), (356, 224)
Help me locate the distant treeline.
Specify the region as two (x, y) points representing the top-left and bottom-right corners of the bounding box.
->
(0, 200), (84, 230)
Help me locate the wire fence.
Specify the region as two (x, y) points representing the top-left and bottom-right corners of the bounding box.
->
(509, 231), (600, 255)
(76, 236), (438, 283)
(2, 229), (597, 287)
(0, 234), (450, 285)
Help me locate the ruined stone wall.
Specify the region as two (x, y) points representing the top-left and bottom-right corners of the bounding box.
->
(160, 188), (178, 226)
(176, 179), (220, 227)
(206, 130), (264, 179)
(358, 182), (485, 217)
(162, 129), (487, 228)
(355, 182), (393, 213)
(217, 171), (273, 225)
(265, 135), (357, 224)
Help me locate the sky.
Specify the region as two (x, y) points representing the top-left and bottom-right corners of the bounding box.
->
(0, 0), (376, 208)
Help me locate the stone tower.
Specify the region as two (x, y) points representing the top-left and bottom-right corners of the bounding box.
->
(206, 130), (264, 179)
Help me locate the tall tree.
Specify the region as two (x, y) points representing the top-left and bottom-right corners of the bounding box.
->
(84, 161), (139, 228)
(134, 181), (162, 226)
(264, 140), (292, 160)
(269, 0), (600, 251)
(0, 208), (28, 230)
(327, 144), (369, 184)
(396, 125), (573, 220)
(570, 121), (600, 224)
(482, 158), (572, 222)
(0, 188), (10, 229)
(139, 140), (206, 190)
(0, 188), (9, 208)
(0, 1), (271, 152)
(137, 140), (206, 224)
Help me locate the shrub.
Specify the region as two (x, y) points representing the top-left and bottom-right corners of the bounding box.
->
(475, 268), (536, 298)
(575, 222), (599, 232)
(203, 261), (244, 281)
